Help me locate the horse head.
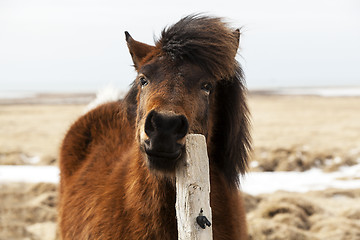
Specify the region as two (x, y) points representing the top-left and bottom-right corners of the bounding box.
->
(126, 15), (250, 185)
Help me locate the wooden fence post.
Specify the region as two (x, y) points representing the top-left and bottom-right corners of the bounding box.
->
(175, 134), (213, 240)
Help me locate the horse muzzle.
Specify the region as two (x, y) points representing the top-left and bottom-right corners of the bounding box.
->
(143, 110), (189, 171)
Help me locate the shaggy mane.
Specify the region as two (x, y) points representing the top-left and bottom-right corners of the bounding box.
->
(157, 15), (239, 79)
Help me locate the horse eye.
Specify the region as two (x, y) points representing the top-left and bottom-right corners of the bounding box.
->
(201, 82), (213, 94)
(139, 76), (148, 87)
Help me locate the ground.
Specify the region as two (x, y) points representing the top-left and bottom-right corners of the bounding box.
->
(0, 95), (359, 239)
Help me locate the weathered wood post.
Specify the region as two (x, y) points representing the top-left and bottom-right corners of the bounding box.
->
(175, 134), (213, 240)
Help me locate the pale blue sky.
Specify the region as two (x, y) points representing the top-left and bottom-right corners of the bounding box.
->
(0, 0), (359, 92)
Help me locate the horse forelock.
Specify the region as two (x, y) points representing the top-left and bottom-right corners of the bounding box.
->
(156, 15), (240, 80)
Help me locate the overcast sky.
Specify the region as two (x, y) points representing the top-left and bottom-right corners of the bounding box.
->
(0, 0), (359, 92)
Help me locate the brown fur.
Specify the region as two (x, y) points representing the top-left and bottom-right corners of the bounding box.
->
(59, 15), (251, 239)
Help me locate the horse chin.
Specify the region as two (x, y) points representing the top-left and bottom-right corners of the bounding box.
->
(144, 148), (184, 176)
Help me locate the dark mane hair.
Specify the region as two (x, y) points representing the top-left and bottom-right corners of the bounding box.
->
(157, 15), (239, 80)
(211, 66), (251, 187)
(157, 15), (251, 187)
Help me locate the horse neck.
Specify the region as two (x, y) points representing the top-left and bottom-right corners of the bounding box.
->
(123, 146), (176, 215)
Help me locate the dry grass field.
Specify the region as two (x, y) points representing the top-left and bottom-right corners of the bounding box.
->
(249, 96), (360, 173)
(1, 95), (360, 239)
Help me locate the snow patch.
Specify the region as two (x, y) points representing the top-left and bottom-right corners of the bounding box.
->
(20, 154), (40, 164)
(85, 85), (123, 113)
(241, 164), (360, 195)
(271, 87), (360, 97)
(0, 165), (59, 184)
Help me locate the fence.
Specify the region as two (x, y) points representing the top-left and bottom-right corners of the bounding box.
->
(176, 134), (213, 240)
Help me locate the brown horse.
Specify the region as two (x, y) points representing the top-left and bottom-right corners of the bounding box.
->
(59, 15), (251, 240)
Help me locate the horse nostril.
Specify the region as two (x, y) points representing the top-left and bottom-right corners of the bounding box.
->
(175, 115), (189, 139)
(144, 111), (188, 140)
(144, 110), (156, 137)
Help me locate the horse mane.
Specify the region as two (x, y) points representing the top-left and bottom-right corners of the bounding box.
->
(211, 66), (251, 187)
(157, 15), (239, 80)
(156, 15), (251, 187)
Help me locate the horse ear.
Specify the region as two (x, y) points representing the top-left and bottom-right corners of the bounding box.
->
(234, 28), (240, 51)
(233, 28), (240, 57)
(210, 66), (251, 187)
(125, 31), (155, 70)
